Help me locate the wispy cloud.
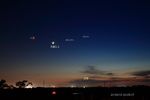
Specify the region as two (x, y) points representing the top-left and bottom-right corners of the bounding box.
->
(68, 67), (150, 87)
(81, 65), (114, 76)
(68, 66), (117, 87)
(69, 79), (107, 87)
(131, 70), (150, 78)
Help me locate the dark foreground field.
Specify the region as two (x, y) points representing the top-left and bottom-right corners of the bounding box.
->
(0, 86), (150, 100)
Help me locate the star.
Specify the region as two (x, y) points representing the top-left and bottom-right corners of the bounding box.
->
(50, 41), (60, 48)
(51, 41), (55, 45)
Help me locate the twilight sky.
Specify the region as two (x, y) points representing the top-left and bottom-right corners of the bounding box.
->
(0, 0), (150, 87)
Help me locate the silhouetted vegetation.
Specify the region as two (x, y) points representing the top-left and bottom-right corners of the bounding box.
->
(16, 80), (32, 88)
(0, 79), (150, 99)
(0, 79), (9, 89)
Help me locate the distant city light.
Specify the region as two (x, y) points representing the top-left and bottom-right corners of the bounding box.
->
(72, 92), (80, 95)
(50, 85), (56, 88)
(83, 86), (86, 88)
(70, 85), (76, 88)
(25, 84), (33, 89)
(83, 77), (89, 80)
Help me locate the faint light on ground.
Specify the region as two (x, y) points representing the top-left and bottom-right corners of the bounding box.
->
(70, 85), (76, 88)
(51, 91), (57, 95)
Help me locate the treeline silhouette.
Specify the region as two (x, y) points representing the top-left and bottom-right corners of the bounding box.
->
(0, 79), (32, 89)
(0, 79), (150, 100)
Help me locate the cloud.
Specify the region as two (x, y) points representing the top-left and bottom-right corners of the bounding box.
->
(69, 79), (106, 87)
(69, 76), (150, 87)
(69, 77), (134, 87)
(131, 70), (150, 78)
(81, 66), (114, 76)
(88, 76), (103, 79)
(128, 70), (150, 85)
(106, 73), (114, 76)
(69, 66), (150, 87)
(68, 65), (116, 87)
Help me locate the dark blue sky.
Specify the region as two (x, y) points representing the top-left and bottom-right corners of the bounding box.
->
(0, 0), (150, 87)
